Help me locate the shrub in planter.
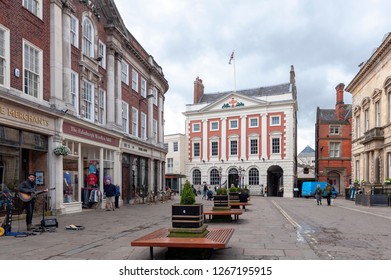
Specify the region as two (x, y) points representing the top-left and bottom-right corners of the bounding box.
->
(214, 187), (229, 209)
(171, 181), (204, 231)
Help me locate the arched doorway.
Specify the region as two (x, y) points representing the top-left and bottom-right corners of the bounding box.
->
(327, 171), (340, 193)
(228, 168), (239, 188)
(267, 165), (283, 196)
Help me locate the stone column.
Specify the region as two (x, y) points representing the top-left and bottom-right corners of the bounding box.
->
(261, 113), (268, 159)
(240, 115), (247, 160)
(221, 117), (227, 160)
(106, 47), (116, 126)
(50, 0), (64, 108)
(115, 53), (123, 127)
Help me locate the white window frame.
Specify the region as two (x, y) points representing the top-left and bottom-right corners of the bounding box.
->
(250, 138), (258, 155)
(271, 137), (281, 154)
(82, 18), (94, 58)
(23, 0), (43, 19)
(356, 115), (360, 138)
(193, 142), (200, 157)
(23, 40), (43, 99)
(211, 141), (219, 157)
(365, 109), (369, 132)
(389, 92), (391, 123)
(122, 102), (129, 134)
(98, 40), (106, 69)
(70, 15), (79, 48)
(153, 119), (158, 143)
(70, 71), (79, 114)
(329, 142), (341, 158)
(375, 101), (380, 127)
(249, 117), (258, 128)
(229, 119), (238, 129)
(83, 80), (94, 122)
(141, 77), (147, 98)
(141, 112), (147, 140)
(98, 89), (106, 124)
(152, 87), (158, 106)
(167, 158), (173, 173)
(132, 69), (138, 92)
(121, 61), (129, 85)
(192, 123), (201, 132)
(0, 25), (10, 89)
(270, 115), (281, 126)
(132, 107), (138, 137)
(329, 125), (340, 135)
(210, 121), (219, 131)
(230, 139), (238, 156)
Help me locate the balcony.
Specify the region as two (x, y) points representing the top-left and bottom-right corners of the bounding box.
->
(360, 127), (384, 145)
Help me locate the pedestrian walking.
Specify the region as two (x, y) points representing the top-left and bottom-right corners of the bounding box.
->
(202, 183), (208, 199)
(324, 184), (332, 206)
(114, 184), (121, 208)
(315, 184), (322, 205)
(104, 178), (116, 211)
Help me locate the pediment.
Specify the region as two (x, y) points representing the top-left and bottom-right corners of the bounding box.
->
(200, 93), (266, 112)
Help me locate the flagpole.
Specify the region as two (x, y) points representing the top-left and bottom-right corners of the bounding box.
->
(229, 50), (236, 92)
(233, 55), (236, 93)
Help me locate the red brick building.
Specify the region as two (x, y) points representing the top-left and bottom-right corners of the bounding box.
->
(315, 83), (352, 194)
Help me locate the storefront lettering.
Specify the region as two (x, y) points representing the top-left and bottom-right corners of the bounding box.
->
(64, 122), (118, 146)
(6, 108), (49, 126)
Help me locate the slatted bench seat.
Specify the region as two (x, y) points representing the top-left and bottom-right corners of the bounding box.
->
(203, 209), (244, 221)
(131, 227), (234, 259)
(230, 202), (251, 210)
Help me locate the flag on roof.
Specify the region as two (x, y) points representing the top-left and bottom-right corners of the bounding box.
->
(228, 51), (234, 64)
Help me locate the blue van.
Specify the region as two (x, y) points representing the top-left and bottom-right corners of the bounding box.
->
(301, 182), (338, 198)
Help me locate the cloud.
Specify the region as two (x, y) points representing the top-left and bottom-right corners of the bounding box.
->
(115, 0), (391, 152)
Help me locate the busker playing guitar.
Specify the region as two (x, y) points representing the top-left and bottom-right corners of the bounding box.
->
(19, 173), (47, 231)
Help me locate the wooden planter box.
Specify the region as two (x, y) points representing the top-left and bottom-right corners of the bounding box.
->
(172, 204), (204, 228)
(214, 195), (229, 208)
(239, 193), (249, 202)
(229, 192), (240, 203)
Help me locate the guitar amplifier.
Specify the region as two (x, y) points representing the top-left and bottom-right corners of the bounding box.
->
(41, 218), (58, 228)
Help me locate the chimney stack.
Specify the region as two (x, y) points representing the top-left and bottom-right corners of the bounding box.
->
(194, 77), (204, 104)
(335, 83), (345, 121)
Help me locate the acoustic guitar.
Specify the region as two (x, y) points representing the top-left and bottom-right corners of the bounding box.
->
(18, 189), (48, 202)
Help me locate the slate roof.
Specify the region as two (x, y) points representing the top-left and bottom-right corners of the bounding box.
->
(317, 104), (352, 124)
(199, 83), (291, 103)
(298, 146), (315, 157)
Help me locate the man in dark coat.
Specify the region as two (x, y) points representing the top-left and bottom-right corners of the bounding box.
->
(104, 178), (116, 211)
(19, 173), (37, 230)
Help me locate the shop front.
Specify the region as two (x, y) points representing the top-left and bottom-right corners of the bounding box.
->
(58, 121), (120, 214)
(121, 140), (166, 204)
(0, 100), (56, 214)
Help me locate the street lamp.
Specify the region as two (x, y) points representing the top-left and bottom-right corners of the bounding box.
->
(238, 166), (243, 188)
(218, 167), (222, 189)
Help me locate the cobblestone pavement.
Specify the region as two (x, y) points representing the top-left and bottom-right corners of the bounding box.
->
(0, 195), (389, 260)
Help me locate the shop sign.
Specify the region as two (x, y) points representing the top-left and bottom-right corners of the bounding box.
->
(0, 102), (53, 129)
(63, 122), (119, 146)
(86, 174), (98, 185)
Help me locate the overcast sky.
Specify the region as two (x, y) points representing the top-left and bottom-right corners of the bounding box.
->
(115, 0), (391, 153)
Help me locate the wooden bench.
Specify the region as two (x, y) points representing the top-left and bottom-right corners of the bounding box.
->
(203, 209), (244, 221)
(229, 202), (251, 210)
(131, 227), (234, 259)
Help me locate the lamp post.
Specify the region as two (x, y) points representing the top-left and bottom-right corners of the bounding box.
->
(238, 166), (242, 188)
(218, 167), (222, 189)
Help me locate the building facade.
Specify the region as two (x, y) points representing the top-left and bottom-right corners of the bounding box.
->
(346, 33), (391, 192)
(164, 133), (187, 192)
(0, 0), (168, 214)
(183, 67), (298, 197)
(315, 83), (352, 194)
